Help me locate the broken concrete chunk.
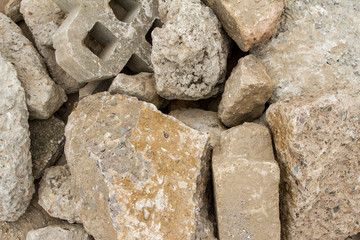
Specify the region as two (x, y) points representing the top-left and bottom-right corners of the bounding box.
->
(109, 72), (164, 108)
(152, 0), (230, 100)
(252, 0), (360, 103)
(20, 0), (84, 93)
(0, 54), (34, 221)
(218, 55), (274, 127)
(169, 108), (226, 148)
(65, 92), (214, 240)
(203, 0), (284, 51)
(79, 78), (113, 100)
(266, 85), (360, 239)
(38, 165), (80, 223)
(4, 0), (22, 22)
(26, 224), (90, 240)
(52, 0), (158, 83)
(212, 122), (280, 240)
(29, 116), (65, 179)
(0, 13), (67, 119)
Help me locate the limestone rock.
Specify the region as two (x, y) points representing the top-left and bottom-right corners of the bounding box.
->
(38, 165), (80, 223)
(29, 116), (65, 179)
(212, 122), (280, 240)
(218, 55), (274, 127)
(266, 85), (360, 239)
(65, 92), (213, 240)
(109, 72), (164, 108)
(0, 53), (34, 221)
(203, 0), (284, 51)
(252, 0), (360, 103)
(169, 108), (226, 148)
(27, 224), (90, 240)
(152, 0), (230, 100)
(0, 13), (67, 119)
(20, 0), (84, 93)
(4, 0), (22, 22)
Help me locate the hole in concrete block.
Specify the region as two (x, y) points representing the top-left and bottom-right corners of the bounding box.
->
(109, 0), (141, 23)
(145, 19), (163, 45)
(126, 54), (153, 73)
(83, 22), (118, 60)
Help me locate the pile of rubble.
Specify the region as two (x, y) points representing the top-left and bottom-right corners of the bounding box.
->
(0, 0), (359, 239)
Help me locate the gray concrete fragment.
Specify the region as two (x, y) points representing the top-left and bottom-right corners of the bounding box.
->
(0, 53), (34, 221)
(152, 0), (230, 100)
(0, 13), (67, 119)
(52, 0), (158, 83)
(4, 0), (22, 22)
(78, 79), (113, 100)
(109, 72), (164, 108)
(27, 224), (90, 240)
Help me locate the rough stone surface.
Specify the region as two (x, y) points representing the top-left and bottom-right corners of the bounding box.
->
(20, 0), (84, 93)
(26, 224), (90, 240)
(266, 85), (360, 239)
(4, 0), (22, 22)
(169, 108), (226, 148)
(109, 72), (164, 108)
(218, 55), (274, 127)
(38, 165), (80, 223)
(212, 122), (280, 240)
(0, 53), (34, 221)
(152, 0), (230, 100)
(78, 79), (113, 100)
(52, 0), (158, 83)
(65, 92), (214, 240)
(0, 13), (67, 119)
(252, 0), (360, 103)
(29, 116), (65, 179)
(203, 0), (284, 51)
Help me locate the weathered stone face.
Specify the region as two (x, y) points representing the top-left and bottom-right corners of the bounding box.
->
(65, 92), (213, 240)
(218, 54), (274, 127)
(4, 0), (22, 22)
(0, 53), (34, 221)
(52, 0), (158, 83)
(203, 0), (284, 51)
(26, 225), (91, 240)
(266, 85), (360, 239)
(212, 122), (280, 240)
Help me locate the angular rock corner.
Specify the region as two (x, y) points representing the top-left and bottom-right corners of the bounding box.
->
(65, 92), (214, 239)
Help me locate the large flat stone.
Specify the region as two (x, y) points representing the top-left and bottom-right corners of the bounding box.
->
(65, 92), (214, 239)
(266, 85), (360, 239)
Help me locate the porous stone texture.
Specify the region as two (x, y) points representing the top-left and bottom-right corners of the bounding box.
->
(109, 72), (164, 108)
(203, 0), (284, 51)
(218, 54), (274, 127)
(169, 108), (226, 148)
(29, 116), (65, 179)
(0, 53), (34, 221)
(65, 92), (214, 240)
(26, 224), (90, 240)
(20, 0), (84, 93)
(212, 122), (280, 240)
(152, 0), (230, 100)
(0, 13), (67, 119)
(4, 0), (22, 22)
(52, 0), (158, 83)
(38, 165), (80, 223)
(252, 0), (360, 103)
(266, 85), (360, 239)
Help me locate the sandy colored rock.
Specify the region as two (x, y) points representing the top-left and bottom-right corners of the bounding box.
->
(212, 122), (280, 240)
(27, 224), (90, 240)
(38, 165), (80, 223)
(65, 92), (214, 240)
(109, 72), (164, 108)
(20, 0), (83, 93)
(218, 55), (274, 127)
(203, 0), (284, 51)
(0, 53), (34, 221)
(29, 116), (65, 179)
(0, 13), (67, 119)
(170, 108), (226, 148)
(266, 85), (360, 239)
(4, 0), (22, 22)
(252, 0), (360, 103)
(152, 0), (230, 100)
